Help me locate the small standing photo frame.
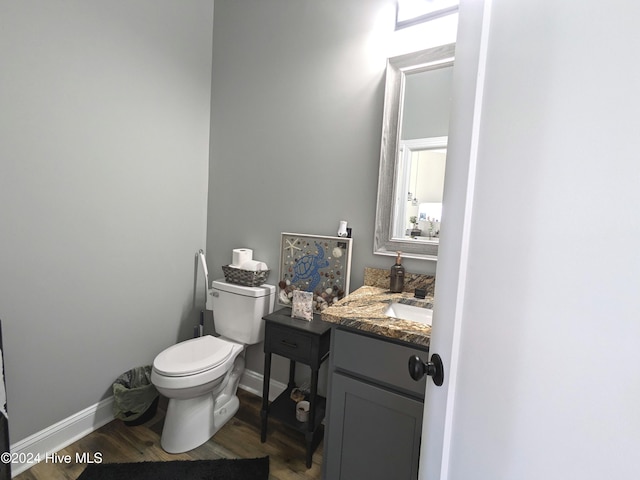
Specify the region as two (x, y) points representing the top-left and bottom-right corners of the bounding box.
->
(278, 233), (353, 313)
(291, 291), (314, 321)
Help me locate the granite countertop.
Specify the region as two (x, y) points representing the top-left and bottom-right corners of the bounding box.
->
(321, 285), (433, 348)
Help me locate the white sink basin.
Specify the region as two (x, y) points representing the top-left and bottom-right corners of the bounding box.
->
(384, 302), (433, 326)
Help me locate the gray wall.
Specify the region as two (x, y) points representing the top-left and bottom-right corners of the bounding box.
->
(207, 0), (438, 383)
(0, 1), (213, 441)
(0, 0), (442, 443)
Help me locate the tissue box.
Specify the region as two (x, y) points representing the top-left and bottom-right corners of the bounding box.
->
(222, 265), (270, 287)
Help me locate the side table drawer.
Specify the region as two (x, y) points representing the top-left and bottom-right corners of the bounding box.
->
(265, 324), (313, 363)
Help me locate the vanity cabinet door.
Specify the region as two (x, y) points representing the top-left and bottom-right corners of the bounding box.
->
(325, 372), (424, 480)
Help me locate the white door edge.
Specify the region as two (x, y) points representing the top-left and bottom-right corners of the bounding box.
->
(419, 0), (494, 478)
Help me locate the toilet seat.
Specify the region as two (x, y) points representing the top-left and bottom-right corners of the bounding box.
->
(153, 335), (236, 377)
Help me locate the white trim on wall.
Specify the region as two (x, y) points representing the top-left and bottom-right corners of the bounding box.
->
(9, 397), (115, 477)
(8, 369), (285, 477)
(239, 369), (287, 402)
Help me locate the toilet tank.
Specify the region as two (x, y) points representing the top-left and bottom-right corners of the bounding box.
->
(209, 279), (276, 345)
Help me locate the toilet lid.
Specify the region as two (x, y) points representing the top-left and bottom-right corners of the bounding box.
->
(153, 335), (236, 376)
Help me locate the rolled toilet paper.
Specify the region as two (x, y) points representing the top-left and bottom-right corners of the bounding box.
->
(240, 260), (268, 271)
(296, 401), (310, 422)
(231, 248), (252, 267)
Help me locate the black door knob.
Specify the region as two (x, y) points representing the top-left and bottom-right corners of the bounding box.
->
(408, 354), (444, 386)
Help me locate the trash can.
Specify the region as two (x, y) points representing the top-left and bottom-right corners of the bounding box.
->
(112, 366), (159, 426)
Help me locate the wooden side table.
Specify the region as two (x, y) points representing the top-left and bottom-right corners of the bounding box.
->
(260, 307), (331, 468)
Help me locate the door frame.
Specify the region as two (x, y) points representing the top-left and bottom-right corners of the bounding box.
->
(419, 0), (493, 478)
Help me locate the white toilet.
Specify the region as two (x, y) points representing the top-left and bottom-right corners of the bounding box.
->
(151, 279), (275, 453)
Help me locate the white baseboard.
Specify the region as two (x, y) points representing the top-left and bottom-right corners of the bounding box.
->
(8, 369), (282, 478)
(9, 396), (115, 477)
(239, 368), (287, 402)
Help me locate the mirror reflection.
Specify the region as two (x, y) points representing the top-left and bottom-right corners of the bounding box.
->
(374, 44), (455, 261)
(393, 137), (446, 242)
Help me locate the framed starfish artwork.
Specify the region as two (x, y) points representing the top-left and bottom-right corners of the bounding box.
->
(278, 233), (353, 313)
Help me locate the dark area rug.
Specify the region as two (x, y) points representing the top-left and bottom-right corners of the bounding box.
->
(76, 456), (269, 480)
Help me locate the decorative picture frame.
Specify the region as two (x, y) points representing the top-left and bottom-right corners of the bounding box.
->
(291, 290), (314, 321)
(278, 233), (353, 313)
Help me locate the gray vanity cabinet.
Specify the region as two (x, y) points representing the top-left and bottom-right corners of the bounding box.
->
(324, 327), (429, 480)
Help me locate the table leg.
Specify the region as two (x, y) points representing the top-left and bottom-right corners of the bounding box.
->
(288, 359), (296, 390)
(304, 431), (314, 468)
(305, 368), (319, 468)
(260, 352), (272, 443)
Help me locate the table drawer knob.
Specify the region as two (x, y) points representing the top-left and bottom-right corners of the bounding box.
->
(280, 339), (298, 348)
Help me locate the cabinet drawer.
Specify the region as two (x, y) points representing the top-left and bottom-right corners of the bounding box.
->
(332, 328), (428, 398)
(265, 324), (313, 363)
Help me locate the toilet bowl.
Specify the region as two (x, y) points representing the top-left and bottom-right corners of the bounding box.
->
(151, 279), (275, 453)
(151, 335), (244, 453)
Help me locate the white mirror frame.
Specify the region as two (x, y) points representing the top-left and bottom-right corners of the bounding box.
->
(373, 43), (455, 261)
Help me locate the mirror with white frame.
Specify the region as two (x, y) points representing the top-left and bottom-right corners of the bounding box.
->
(374, 43), (454, 261)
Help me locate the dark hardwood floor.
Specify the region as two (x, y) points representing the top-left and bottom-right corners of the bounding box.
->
(14, 388), (323, 480)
